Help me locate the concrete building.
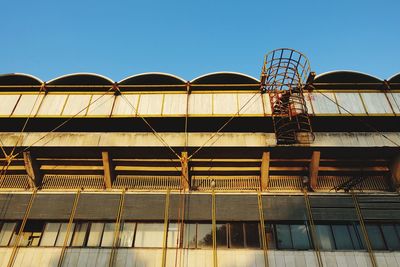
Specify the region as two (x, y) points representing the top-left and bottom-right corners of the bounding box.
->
(0, 49), (399, 266)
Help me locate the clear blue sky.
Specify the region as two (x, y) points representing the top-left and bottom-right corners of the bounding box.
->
(1, 0), (399, 82)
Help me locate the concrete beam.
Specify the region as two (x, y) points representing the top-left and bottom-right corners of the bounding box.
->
(309, 151), (321, 190)
(1, 132), (400, 148)
(261, 152), (270, 191)
(23, 151), (42, 188)
(102, 152), (115, 189)
(181, 152), (190, 190)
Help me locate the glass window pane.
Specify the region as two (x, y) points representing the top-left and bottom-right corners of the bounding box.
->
(0, 223), (16, 246)
(183, 223), (196, 248)
(291, 224), (310, 250)
(245, 223), (260, 248)
(87, 223), (104, 247)
(20, 232), (31, 247)
(134, 223), (164, 248)
(40, 223), (60, 246)
(197, 224), (212, 248)
(55, 223), (74, 247)
(216, 224), (227, 248)
(349, 224), (363, 250)
(276, 224), (292, 249)
(381, 224), (400, 250)
(71, 223), (88, 247)
(365, 224), (385, 250)
(167, 223), (179, 248)
(101, 223), (115, 247)
(265, 224), (276, 249)
(230, 223), (244, 248)
(119, 222), (135, 247)
(332, 225), (353, 250)
(21, 221), (44, 247)
(316, 225), (335, 250)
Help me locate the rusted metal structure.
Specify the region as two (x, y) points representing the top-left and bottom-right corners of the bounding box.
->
(261, 48), (314, 144)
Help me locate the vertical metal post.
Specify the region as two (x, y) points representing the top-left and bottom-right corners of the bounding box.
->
(303, 191), (323, 267)
(7, 189), (37, 267)
(257, 192), (269, 267)
(161, 190), (170, 267)
(212, 190), (218, 267)
(351, 191), (377, 267)
(58, 190), (81, 267)
(109, 189), (126, 267)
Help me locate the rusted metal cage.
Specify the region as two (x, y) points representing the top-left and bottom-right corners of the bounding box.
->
(261, 48), (314, 144)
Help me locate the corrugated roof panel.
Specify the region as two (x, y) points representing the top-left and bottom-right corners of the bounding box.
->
(162, 94), (187, 115)
(61, 95), (91, 116)
(335, 93), (366, 114)
(360, 93), (393, 114)
(188, 93), (212, 115)
(36, 94), (68, 116)
(308, 92), (339, 114)
(112, 95), (139, 116)
(0, 95), (20, 117)
(11, 94), (44, 117)
(387, 93), (400, 114)
(87, 94), (115, 116)
(238, 93), (264, 115)
(213, 93), (237, 115)
(137, 94), (163, 116)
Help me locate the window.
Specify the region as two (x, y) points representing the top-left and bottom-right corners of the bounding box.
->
(3, 220), (400, 252)
(167, 223), (179, 248)
(245, 223), (260, 248)
(197, 224), (212, 248)
(19, 221), (45, 247)
(87, 223), (104, 247)
(183, 223), (196, 248)
(316, 225), (335, 250)
(119, 222), (135, 247)
(216, 224), (227, 248)
(101, 223), (115, 247)
(0, 222), (17, 246)
(230, 223), (244, 248)
(41, 223), (69, 246)
(134, 223), (164, 247)
(71, 222), (89, 247)
(331, 225), (354, 250)
(381, 224), (400, 250)
(275, 224), (311, 250)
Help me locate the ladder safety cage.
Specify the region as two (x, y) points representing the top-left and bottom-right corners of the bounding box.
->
(261, 48), (315, 144)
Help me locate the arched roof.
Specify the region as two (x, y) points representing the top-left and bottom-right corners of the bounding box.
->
(313, 70), (382, 90)
(0, 73), (44, 85)
(190, 72), (259, 90)
(118, 72), (186, 91)
(46, 73), (114, 91)
(314, 70), (382, 83)
(388, 72), (400, 83)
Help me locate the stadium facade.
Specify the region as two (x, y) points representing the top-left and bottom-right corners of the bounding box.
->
(0, 49), (399, 266)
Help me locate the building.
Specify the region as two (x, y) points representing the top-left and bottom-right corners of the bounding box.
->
(0, 48), (399, 266)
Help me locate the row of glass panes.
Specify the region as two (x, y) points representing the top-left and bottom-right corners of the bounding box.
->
(268, 223), (400, 251)
(1, 92), (399, 117)
(1, 221), (400, 251)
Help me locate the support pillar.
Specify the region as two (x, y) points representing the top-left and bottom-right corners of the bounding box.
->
(102, 151), (115, 189)
(23, 151), (42, 188)
(309, 151), (320, 191)
(261, 152), (270, 191)
(181, 152), (190, 190)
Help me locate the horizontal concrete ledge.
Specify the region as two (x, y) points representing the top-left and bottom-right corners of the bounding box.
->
(0, 132), (399, 148)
